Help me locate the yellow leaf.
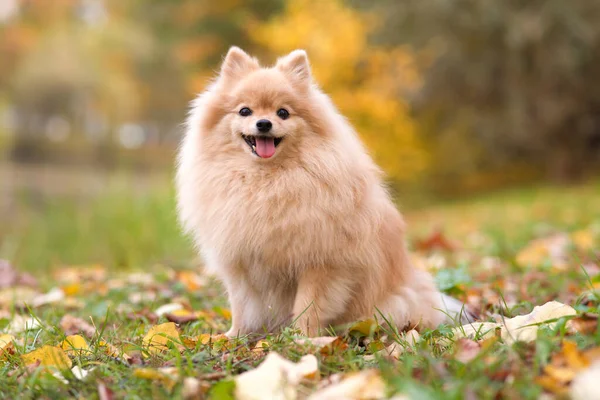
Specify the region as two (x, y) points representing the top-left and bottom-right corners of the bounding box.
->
(515, 234), (569, 269)
(571, 229), (595, 251)
(98, 340), (131, 362)
(177, 270), (206, 292)
(61, 335), (90, 356)
(61, 283), (81, 296)
(563, 341), (589, 370)
(198, 333), (228, 345)
(142, 322), (181, 356)
(535, 375), (569, 395)
(0, 334), (15, 358)
(213, 307), (231, 320)
(252, 340), (270, 353)
(543, 365), (577, 384)
(348, 319), (379, 336)
(133, 367), (179, 391)
(21, 345), (72, 369)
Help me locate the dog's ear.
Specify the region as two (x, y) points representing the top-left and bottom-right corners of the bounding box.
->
(276, 50), (311, 87)
(220, 47), (259, 80)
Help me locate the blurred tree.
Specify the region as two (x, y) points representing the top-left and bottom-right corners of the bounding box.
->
(370, 0), (600, 183)
(252, 0), (428, 183)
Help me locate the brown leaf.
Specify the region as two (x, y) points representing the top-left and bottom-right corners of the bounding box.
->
(415, 230), (456, 253)
(0, 334), (15, 358)
(454, 338), (481, 363)
(98, 382), (115, 400)
(0, 260), (38, 288)
(567, 315), (598, 335)
(60, 315), (96, 338)
(165, 309), (199, 324)
(126, 309), (159, 324)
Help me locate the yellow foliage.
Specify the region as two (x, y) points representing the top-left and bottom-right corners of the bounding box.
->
(251, 0), (428, 182)
(21, 345), (72, 369)
(0, 334), (15, 358)
(61, 335), (90, 356)
(142, 322), (182, 356)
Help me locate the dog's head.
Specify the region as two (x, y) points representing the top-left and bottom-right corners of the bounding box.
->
(202, 47), (322, 161)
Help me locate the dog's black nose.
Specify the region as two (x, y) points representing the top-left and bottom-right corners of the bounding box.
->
(256, 119), (272, 133)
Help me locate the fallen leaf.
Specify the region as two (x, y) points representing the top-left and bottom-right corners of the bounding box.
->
(31, 287), (65, 308)
(71, 365), (95, 380)
(567, 315), (598, 335)
(349, 319), (379, 337)
(308, 370), (386, 400)
(21, 345), (72, 369)
(0, 260), (38, 288)
(142, 322), (182, 356)
(415, 230), (456, 253)
(133, 367), (179, 391)
(182, 377), (202, 400)
(0, 334), (15, 358)
(198, 333), (229, 345)
(7, 315), (42, 334)
(571, 361), (600, 400)
(454, 301), (576, 344)
(54, 265), (106, 284)
(454, 338), (481, 363)
(571, 229), (596, 252)
(252, 339), (270, 353)
(563, 341), (590, 370)
(515, 234), (569, 269)
(177, 270), (207, 292)
(234, 352), (319, 400)
(155, 303), (184, 317)
(0, 287), (38, 308)
(502, 301), (576, 344)
(294, 336), (348, 355)
(165, 309), (199, 324)
(98, 340), (131, 362)
(61, 335), (91, 356)
(60, 315), (96, 338)
(98, 382), (115, 400)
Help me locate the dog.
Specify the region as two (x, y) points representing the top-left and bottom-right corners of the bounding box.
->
(176, 47), (468, 337)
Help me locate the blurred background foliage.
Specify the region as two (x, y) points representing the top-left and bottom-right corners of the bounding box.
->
(1, 0), (599, 269)
(2, 0), (600, 188)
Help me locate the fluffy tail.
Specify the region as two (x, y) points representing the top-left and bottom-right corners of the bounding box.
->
(439, 293), (476, 325)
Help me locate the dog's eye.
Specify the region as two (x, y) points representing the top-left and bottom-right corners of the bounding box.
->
(239, 107), (252, 117)
(276, 108), (290, 120)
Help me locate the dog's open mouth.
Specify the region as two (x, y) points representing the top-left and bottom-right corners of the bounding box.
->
(242, 134), (283, 159)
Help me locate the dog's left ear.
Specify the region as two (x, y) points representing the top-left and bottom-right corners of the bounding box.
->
(276, 50), (311, 87)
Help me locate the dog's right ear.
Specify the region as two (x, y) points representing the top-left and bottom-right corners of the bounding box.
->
(220, 47), (259, 81)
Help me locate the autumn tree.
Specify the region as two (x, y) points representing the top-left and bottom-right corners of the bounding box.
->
(371, 0), (600, 183)
(251, 0), (428, 184)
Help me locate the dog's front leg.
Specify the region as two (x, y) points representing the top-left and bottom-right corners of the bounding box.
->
(223, 279), (264, 338)
(292, 270), (352, 336)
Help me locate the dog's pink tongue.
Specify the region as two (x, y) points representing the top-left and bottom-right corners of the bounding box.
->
(255, 137), (276, 158)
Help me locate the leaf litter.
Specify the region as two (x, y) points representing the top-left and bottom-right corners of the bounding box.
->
(0, 221), (599, 398)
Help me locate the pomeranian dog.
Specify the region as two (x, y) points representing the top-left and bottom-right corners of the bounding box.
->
(176, 47), (467, 337)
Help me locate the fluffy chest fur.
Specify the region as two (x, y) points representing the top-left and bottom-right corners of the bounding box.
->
(180, 144), (381, 276)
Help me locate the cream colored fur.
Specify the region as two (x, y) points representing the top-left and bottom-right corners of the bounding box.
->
(176, 47), (462, 337)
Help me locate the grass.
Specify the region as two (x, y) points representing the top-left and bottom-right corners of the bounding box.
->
(1, 173), (599, 399)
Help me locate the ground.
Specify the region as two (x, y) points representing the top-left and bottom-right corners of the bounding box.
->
(1, 177), (599, 399)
